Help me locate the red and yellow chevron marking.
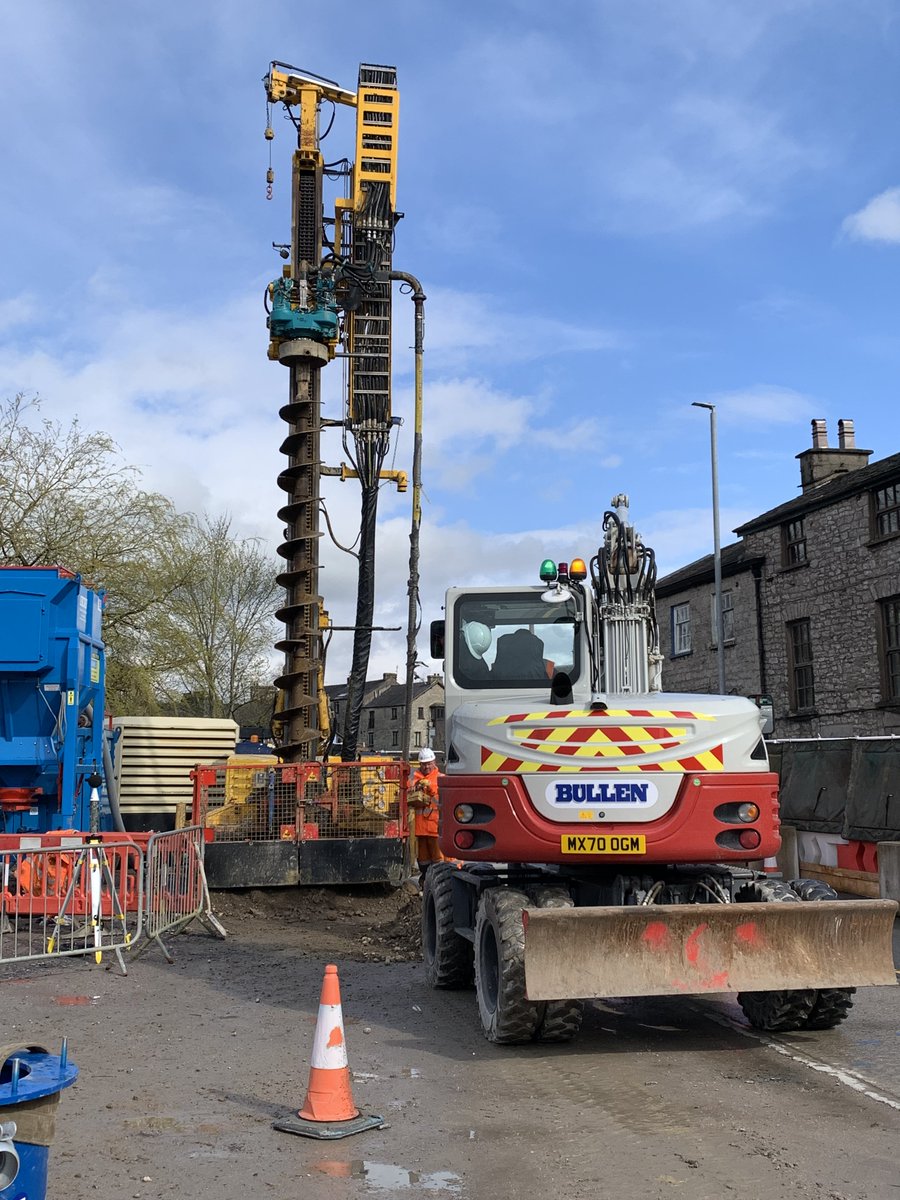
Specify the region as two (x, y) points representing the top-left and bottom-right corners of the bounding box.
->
(511, 724), (688, 758)
(488, 708), (716, 725)
(481, 709), (723, 773)
(480, 742), (725, 774)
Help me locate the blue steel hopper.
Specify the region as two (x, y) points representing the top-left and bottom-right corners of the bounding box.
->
(0, 567), (109, 832)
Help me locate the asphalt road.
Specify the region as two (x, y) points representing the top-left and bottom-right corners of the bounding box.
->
(1, 911), (898, 1200)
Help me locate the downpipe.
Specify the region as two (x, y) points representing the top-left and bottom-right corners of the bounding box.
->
(390, 270), (426, 766)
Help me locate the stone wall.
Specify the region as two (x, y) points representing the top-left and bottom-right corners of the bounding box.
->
(658, 469), (900, 737)
(742, 492), (900, 738)
(659, 569), (763, 699)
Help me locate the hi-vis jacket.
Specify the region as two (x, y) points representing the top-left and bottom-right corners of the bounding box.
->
(410, 766), (441, 837)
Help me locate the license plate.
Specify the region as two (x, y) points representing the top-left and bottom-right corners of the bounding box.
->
(560, 834), (646, 855)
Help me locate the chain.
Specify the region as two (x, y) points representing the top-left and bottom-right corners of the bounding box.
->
(265, 100), (275, 200)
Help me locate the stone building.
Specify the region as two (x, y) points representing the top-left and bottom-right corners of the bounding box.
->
(326, 672), (446, 759)
(657, 420), (900, 738)
(232, 673), (447, 759)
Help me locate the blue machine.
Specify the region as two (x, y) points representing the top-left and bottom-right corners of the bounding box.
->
(0, 567), (110, 833)
(267, 273), (339, 343)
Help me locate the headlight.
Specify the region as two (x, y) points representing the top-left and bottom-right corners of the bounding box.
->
(737, 803), (760, 823)
(454, 804), (475, 824)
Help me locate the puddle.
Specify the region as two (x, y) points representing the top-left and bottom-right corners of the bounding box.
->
(313, 1160), (461, 1192)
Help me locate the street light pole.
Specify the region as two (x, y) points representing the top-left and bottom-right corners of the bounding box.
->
(692, 402), (726, 694)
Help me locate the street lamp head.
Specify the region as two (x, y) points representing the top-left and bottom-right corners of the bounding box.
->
(692, 401), (715, 411)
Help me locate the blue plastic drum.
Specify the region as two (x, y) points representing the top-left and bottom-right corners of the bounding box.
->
(0, 1047), (78, 1200)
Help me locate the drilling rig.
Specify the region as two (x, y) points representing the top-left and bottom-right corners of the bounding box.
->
(192, 63), (413, 889)
(262, 62), (403, 764)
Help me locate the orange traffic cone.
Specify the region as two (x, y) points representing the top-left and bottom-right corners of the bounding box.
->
(273, 964), (384, 1140)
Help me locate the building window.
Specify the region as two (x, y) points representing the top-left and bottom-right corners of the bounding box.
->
(391, 706), (398, 720)
(414, 731), (422, 748)
(391, 730), (399, 747)
(787, 619), (815, 711)
(431, 705), (444, 720)
(710, 591), (734, 647)
(782, 518), (807, 566)
(671, 603), (691, 656)
(417, 706), (424, 719)
(367, 710), (375, 729)
(367, 732), (374, 749)
(880, 596), (900, 703)
(872, 483), (900, 539)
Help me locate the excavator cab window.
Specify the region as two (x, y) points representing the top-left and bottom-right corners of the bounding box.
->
(453, 594), (581, 690)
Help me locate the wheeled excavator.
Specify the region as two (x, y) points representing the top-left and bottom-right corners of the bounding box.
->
(424, 496), (897, 1043)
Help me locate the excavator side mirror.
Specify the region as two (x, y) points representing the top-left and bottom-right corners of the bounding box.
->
(430, 620), (445, 659)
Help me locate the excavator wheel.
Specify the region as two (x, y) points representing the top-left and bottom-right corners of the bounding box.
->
(422, 862), (474, 989)
(789, 879), (856, 1030)
(530, 886), (584, 1043)
(735, 880), (817, 1032)
(474, 887), (541, 1044)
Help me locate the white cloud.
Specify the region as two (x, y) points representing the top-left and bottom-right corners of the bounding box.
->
(0, 294), (36, 334)
(842, 187), (900, 244)
(710, 385), (816, 424)
(601, 94), (826, 233)
(0, 293), (285, 540)
(409, 287), (622, 374)
(532, 418), (608, 453)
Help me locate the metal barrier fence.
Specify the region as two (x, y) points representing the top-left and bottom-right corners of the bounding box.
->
(193, 760), (409, 844)
(0, 838), (143, 974)
(0, 830), (225, 971)
(134, 826), (225, 963)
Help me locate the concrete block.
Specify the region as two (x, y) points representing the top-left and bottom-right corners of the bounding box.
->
(877, 841), (900, 904)
(776, 825), (800, 880)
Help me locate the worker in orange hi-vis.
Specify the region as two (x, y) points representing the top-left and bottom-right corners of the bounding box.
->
(408, 747), (443, 886)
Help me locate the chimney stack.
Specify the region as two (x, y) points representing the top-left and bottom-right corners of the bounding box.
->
(797, 418), (871, 493)
(838, 418), (855, 449)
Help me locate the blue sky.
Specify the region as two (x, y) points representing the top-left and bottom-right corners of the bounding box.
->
(1, 1), (898, 683)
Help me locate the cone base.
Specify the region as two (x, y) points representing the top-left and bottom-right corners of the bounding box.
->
(273, 1112), (385, 1140)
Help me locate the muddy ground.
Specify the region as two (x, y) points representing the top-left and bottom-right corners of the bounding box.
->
(2, 888), (899, 1200)
(211, 883), (423, 964)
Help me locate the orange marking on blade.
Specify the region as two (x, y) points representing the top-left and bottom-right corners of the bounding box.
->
(643, 922), (670, 951)
(685, 923), (710, 966)
(735, 921), (762, 946)
(326, 1025), (344, 1049)
(700, 971), (730, 991)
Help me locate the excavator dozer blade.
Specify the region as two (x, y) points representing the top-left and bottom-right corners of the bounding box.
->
(523, 899), (899, 1001)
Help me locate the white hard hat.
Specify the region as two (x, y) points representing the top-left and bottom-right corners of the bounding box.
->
(418, 746), (436, 764)
(463, 620), (491, 657)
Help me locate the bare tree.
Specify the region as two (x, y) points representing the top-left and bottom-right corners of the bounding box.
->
(153, 513), (280, 718)
(0, 394), (184, 709)
(0, 395), (280, 717)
